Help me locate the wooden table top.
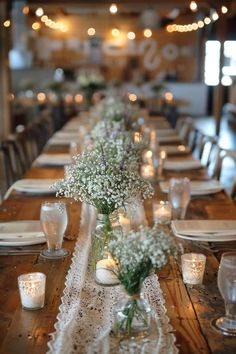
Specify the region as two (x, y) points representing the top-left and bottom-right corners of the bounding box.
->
(0, 129), (236, 354)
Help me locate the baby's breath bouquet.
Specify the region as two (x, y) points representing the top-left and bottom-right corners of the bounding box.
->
(109, 225), (177, 337)
(55, 140), (153, 213)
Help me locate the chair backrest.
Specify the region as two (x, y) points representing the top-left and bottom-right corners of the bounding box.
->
(0, 143), (14, 197)
(217, 149), (236, 197)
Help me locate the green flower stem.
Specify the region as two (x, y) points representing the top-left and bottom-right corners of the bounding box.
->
(116, 296), (148, 336)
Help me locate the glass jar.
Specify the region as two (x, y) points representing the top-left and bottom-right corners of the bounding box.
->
(92, 211), (121, 286)
(114, 292), (151, 339)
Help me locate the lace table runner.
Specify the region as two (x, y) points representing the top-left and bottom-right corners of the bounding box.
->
(47, 203), (178, 354)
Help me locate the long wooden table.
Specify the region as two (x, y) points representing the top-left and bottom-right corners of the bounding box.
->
(0, 121), (236, 354)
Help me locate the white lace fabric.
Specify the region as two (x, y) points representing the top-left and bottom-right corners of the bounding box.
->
(47, 203), (178, 354)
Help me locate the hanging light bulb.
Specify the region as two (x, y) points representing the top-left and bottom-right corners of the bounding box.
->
(190, 1), (198, 12)
(35, 8), (44, 17)
(109, 4), (118, 14)
(221, 6), (228, 14)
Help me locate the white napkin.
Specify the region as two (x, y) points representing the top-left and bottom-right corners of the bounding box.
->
(160, 180), (222, 195)
(35, 154), (71, 166)
(0, 221), (45, 246)
(164, 159), (202, 170)
(171, 220), (236, 242)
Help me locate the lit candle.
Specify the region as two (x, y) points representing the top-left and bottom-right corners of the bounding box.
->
(157, 150), (167, 178)
(150, 130), (158, 151)
(119, 213), (131, 233)
(153, 201), (172, 224)
(96, 258), (119, 286)
(141, 163), (155, 179)
(181, 253), (206, 285)
(142, 149), (153, 164)
(133, 132), (142, 143)
(18, 272), (46, 310)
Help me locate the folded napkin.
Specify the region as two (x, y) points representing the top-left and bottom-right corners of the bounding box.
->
(171, 220), (236, 242)
(160, 180), (222, 195)
(161, 145), (190, 155)
(0, 221), (45, 246)
(164, 159), (202, 171)
(35, 154), (71, 166)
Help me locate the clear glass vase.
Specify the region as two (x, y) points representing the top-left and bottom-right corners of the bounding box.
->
(114, 292), (151, 340)
(92, 211), (121, 286)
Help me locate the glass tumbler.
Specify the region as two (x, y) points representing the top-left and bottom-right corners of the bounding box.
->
(212, 252), (236, 336)
(169, 177), (190, 220)
(40, 201), (69, 259)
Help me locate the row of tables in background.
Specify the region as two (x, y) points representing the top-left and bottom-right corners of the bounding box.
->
(0, 112), (236, 353)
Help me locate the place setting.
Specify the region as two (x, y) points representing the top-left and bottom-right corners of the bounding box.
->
(3, 178), (58, 199)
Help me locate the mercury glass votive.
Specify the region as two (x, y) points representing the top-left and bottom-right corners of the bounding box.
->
(153, 200), (172, 224)
(18, 272), (46, 310)
(181, 253), (206, 285)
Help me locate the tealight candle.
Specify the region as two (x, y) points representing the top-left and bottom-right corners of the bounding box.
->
(181, 253), (206, 285)
(141, 163), (155, 179)
(153, 201), (172, 224)
(18, 272), (46, 310)
(96, 258), (119, 286)
(119, 213), (131, 233)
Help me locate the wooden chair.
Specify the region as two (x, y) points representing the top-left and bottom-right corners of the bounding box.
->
(0, 143), (15, 198)
(214, 148), (236, 197)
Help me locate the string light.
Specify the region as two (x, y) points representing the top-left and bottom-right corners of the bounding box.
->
(32, 22), (41, 30)
(143, 29), (152, 38)
(221, 6), (228, 14)
(3, 19), (11, 28)
(35, 8), (44, 17)
(87, 27), (96, 36)
(211, 11), (219, 21)
(112, 28), (120, 37)
(109, 3), (118, 14)
(166, 4), (228, 33)
(22, 6), (29, 15)
(127, 31), (136, 40)
(190, 1), (198, 12)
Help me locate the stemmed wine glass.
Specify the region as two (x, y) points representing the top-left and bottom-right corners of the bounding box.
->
(40, 201), (69, 259)
(211, 252), (236, 336)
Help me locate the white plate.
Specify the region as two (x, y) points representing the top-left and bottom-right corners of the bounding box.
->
(158, 135), (182, 143)
(160, 145), (190, 155)
(164, 159), (202, 171)
(171, 220), (236, 242)
(0, 221), (45, 246)
(160, 180), (223, 195)
(35, 154), (71, 166)
(13, 179), (58, 194)
(172, 231), (236, 242)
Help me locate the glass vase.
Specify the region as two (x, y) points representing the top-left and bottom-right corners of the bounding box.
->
(92, 211), (121, 286)
(114, 292), (151, 340)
